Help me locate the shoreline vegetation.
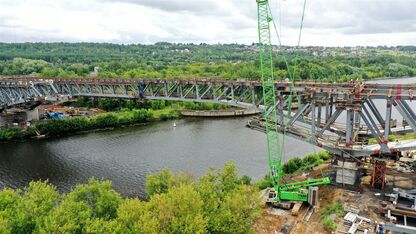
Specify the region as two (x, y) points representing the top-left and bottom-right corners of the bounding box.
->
(0, 43), (415, 82)
(0, 162), (262, 233)
(256, 151), (330, 190)
(0, 155), (331, 233)
(0, 156), (332, 234)
(0, 100), (230, 142)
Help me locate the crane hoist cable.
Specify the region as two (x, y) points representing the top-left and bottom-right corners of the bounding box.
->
(266, 0), (308, 161)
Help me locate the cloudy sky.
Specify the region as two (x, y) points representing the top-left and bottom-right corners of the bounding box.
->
(0, 0), (415, 46)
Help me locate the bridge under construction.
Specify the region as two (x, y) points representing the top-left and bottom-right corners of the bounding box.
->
(1, 77), (416, 188)
(1, 77), (415, 157)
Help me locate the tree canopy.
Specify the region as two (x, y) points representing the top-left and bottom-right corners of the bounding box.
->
(0, 162), (261, 234)
(0, 43), (415, 82)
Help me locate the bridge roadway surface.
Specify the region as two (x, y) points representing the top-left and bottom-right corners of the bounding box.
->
(1, 77), (416, 158)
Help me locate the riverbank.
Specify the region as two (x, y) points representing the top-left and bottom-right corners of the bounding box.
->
(0, 99), (241, 141)
(181, 109), (260, 117)
(0, 108), (176, 142)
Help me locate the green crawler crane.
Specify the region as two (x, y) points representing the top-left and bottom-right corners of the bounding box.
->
(256, 0), (330, 206)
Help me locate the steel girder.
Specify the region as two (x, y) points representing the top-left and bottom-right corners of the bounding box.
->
(1, 77), (416, 158)
(0, 80), (56, 106)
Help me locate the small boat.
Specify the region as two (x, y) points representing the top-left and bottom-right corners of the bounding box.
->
(173, 122), (177, 127)
(33, 134), (46, 139)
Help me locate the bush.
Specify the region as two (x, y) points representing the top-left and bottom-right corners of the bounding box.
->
(0, 128), (26, 141)
(181, 101), (229, 110)
(323, 217), (337, 231)
(150, 100), (167, 110)
(319, 202), (344, 220)
(256, 174), (273, 190)
(240, 175), (252, 185)
(91, 113), (119, 128)
(155, 109), (180, 121)
(303, 154), (321, 166)
(282, 160), (297, 174)
(281, 152), (330, 175)
(0, 108), (155, 141)
(291, 157), (303, 167)
(318, 151), (330, 161)
(319, 202), (344, 232)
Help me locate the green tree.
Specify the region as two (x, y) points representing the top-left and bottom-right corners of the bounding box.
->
(66, 178), (122, 220)
(42, 198), (92, 233)
(0, 216), (12, 234)
(21, 181), (59, 233)
(84, 219), (121, 234)
(0, 163), (265, 234)
(147, 185), (207, 234)
(0, 189), (29, 234)
(212, 185), (261, 234)
(196, 162), (261, 233)
(146, 169), (193, 197)
(116, 199), (159, 234)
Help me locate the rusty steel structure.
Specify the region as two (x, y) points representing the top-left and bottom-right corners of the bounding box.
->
(371, 159), (387, 189)
(1, 77), (416, 158)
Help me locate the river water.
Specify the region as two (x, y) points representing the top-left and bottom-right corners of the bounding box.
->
(0, 77), (415, 198)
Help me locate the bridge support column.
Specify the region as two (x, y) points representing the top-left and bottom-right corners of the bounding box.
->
(335, 158), (359, 186)
(384, 99), (392, 143)
(345, 109), (354, 147)
(311, 101), (316, 141)
(328, 95), (334, 121)
(354, 111), (360, 129)
(317, 103), (322, 129)
(371, 159), (386, 189)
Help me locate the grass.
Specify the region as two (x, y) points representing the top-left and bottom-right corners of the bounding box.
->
(323, 217), (337, 231)
(150, 108), (181, 120)
(318, 202), (344, 232)
(368, 132), (416, 144)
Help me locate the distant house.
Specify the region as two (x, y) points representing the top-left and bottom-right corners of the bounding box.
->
(91, 66), (100, 75)
(182, 49), (191, 54)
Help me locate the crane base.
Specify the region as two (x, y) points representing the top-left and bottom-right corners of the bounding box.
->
(266, 197), (294, 210)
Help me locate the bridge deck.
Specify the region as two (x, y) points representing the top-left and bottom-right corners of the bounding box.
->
(1, 77), (415, 158)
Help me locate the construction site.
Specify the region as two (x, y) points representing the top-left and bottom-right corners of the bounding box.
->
(251, 152), (416, 234)
(252, 0), (416, 233)
(0, 0), (415, 234)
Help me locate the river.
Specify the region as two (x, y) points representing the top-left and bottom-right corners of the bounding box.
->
(0, 77), (415, 198)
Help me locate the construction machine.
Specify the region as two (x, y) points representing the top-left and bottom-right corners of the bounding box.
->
(256, 0), (330, 207)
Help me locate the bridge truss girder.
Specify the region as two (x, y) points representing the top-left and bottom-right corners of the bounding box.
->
(1, 77), (416, 158)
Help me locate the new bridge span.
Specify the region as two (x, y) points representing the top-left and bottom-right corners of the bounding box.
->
(1, 77), (416, 158)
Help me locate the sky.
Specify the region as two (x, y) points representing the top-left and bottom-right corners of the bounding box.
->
(0, 0), (415, 46)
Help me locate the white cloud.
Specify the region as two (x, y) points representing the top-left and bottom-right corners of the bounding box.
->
(0, 0), (414, 46)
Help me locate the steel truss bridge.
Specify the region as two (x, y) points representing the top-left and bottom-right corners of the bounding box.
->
(1, 77), (416, 158)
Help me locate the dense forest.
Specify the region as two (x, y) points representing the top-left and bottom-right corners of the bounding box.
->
(0, 43), (415, 82)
